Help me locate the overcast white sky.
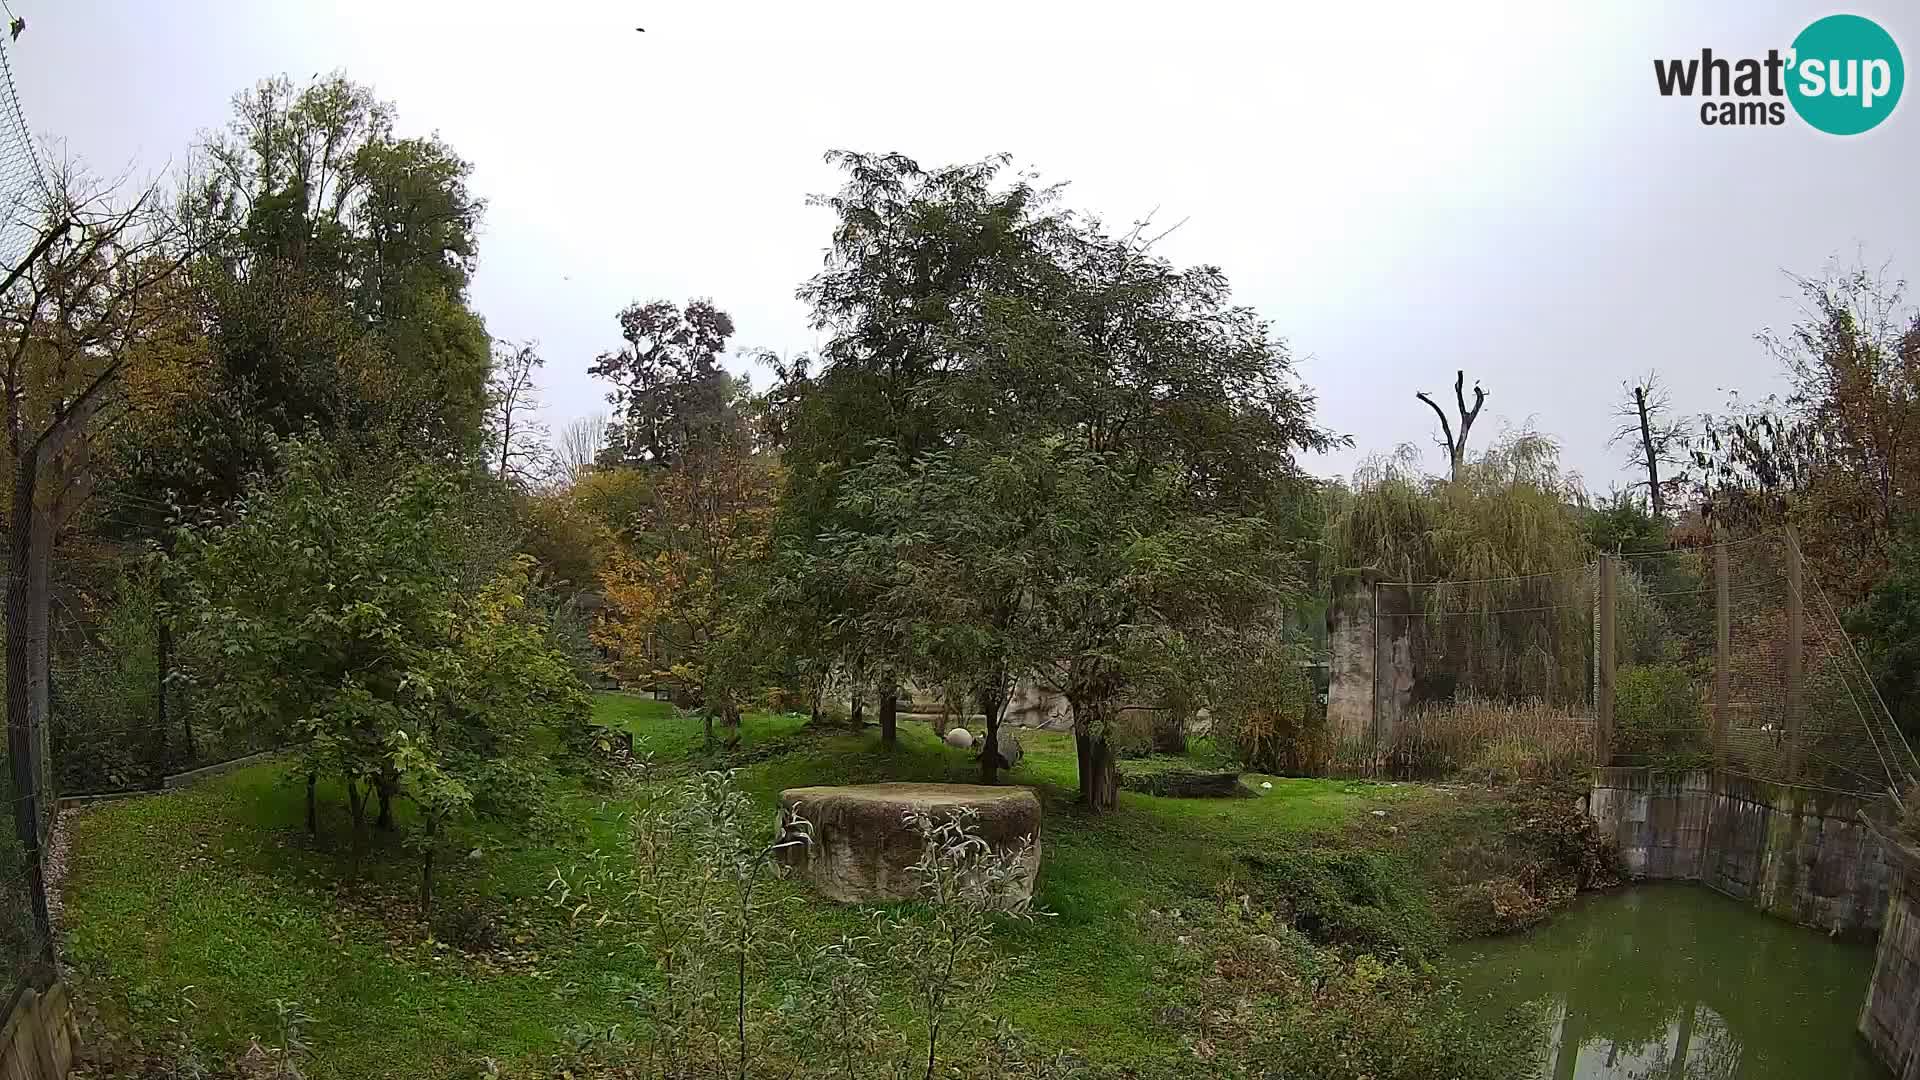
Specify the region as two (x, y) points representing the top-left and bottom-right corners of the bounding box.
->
(9, 1), (1916, 489)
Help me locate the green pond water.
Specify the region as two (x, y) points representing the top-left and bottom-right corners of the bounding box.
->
(1452, 885), (1887, 1079)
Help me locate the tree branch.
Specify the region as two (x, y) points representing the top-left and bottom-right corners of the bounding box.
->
(1415, 391), (1455, 456)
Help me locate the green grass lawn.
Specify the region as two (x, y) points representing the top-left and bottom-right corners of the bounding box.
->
(59, 695), (1431, 1078)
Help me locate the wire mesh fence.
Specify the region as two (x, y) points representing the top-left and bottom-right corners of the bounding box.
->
(1338, 531), (1918, 797)
(0, 545), (275, 1018)
(0, 30), (54, 1017)
(0, 36), (42, 273)
(1332, 565), (1598, 779)
(47, 551), (268, 797)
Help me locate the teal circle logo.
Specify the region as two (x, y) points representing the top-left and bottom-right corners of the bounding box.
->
(1788, 14), (1903, 134)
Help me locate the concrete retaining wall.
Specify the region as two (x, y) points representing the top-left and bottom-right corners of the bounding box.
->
(1325, 569), (1412, 761)
(0, 983), (75, 1080)
(1588, 767), (1890, 936)
(1860, 815), (1920, 1080)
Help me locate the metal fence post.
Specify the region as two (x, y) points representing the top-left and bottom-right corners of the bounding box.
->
(1785, 528), (1804, 784)
(1597, 553), (1616, 766)
(1714, 540), (1730, 771)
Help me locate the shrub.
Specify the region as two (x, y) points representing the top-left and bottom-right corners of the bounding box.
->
(1142, 901), (1532, 1080)
(548, 767), (1056, 1080)
(1614, 663), (1710, 770)
(1213, 639), (1325, 775)
(1236, 849), (1442, 962)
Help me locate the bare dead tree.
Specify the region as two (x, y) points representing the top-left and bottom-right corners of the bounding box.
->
(1, 161), (195, 950)
(1416, 369), (1487, 480)
(484, 338), (555, 487)
(555, 411), (608, 485)
(1609, 372), (1693, 518)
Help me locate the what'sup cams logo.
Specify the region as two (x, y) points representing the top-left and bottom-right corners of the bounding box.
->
(1654, 13), (1903, 134)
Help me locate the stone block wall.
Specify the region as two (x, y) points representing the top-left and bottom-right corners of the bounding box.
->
(1860, 814), (1920, 1079)
(1588, 767), (1889, 936)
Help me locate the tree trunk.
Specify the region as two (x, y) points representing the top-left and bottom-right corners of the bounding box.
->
(1070, 693), (1119, 811)
(703, 711), (715, 752)
(849, 688), (864, 728)
(347, 779), (366, 834)
(1150, 712), (1187, 755)
(979, 685), (1002, 785)
(306, 769), (319, 837)
(421, 814), (437, 918)
(1074, 729), (1119, 811)
(879, 682), (897, 747)
(376, 771), (396, 832)
(1635, 385), (1664, 518)
(5, 459), (54, 973)
(153, 585), (174, 780)
(26, 500), (50, 809)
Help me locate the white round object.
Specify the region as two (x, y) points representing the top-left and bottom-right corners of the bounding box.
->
(944, 728), (974, 749)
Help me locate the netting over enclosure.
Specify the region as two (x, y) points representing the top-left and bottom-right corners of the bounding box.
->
(0, 37), (42, 272)
(1614, 535), (1919, 795)
(0, 33), (52, 1013)
(1333, 532), (1916, 797)
(1333, 565), (1598, 778)
(47, 550), (270, 797)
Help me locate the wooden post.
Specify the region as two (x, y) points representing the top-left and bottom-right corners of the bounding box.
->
(1597, 554), (1616, 766)
(1785, 528), (1804, 784)
(1713, 542), (1730, 770)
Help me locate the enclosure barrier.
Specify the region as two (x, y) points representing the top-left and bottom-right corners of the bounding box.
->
(1327, 530), (1916, 799)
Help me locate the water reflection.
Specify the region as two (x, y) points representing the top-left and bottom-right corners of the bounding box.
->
(1452, 886), (1886, 1079)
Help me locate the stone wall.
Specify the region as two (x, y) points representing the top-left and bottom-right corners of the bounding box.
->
(0, 982), (76, 1080)
(1860, 814), (1920, 1079)
(1325, 569), (1376, 746)
(1325, 570), (1412, 760)
(1587, 767), (1890, 936)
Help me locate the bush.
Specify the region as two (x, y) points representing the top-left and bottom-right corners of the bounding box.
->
(1143, 902), (1532, 1080)
(1614, 663), (1710, 770)
(1115, 756), (1243, 797)
(1213, 640), (1325, 775)
(548, 769), (1059, 1080)
(1236, 849), (1442, 962)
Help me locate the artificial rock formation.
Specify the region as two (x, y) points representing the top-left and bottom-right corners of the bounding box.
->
(776, 783), (1041, 903)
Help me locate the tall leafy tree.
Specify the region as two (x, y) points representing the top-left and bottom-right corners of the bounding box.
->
(783, 152), (1333, 802)
(593, 436), (778, 747)
(1016, 220), (1336, 806)
(171, 440), (586, 909)
(589, 298), (747, 468)
(812, 438), (1051, 780)
(103, 72), (493, 528)
(1, 166), (193, 937)
(776, 152), (1068, 743)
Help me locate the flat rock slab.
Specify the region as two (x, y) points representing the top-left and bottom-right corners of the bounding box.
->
(1117, 767), (1244, 798)
(777, 783), (1041, 903)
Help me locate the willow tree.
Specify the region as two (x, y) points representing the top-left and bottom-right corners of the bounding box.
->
(1330, 432), (1594, 703)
